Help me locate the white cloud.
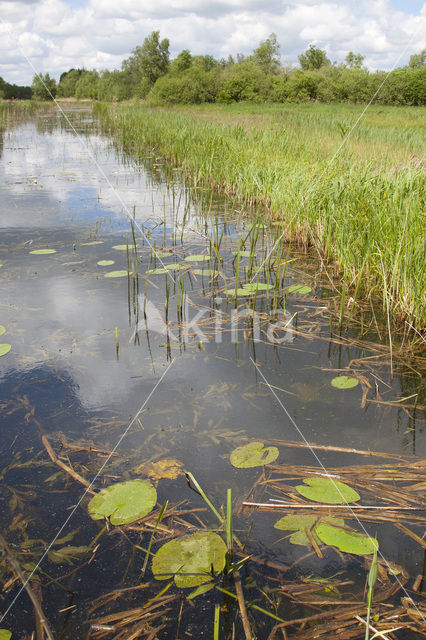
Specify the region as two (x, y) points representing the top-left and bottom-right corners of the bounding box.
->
(0, 0), (424, 84)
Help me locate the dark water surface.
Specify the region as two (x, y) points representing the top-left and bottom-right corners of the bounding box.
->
(0, 107), (424, 639)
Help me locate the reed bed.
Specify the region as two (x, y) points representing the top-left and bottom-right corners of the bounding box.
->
(94, 102), (425, 333)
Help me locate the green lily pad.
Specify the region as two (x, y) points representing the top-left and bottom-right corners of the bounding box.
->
(192, 269), (220, 277)
(0, 326), (6, 336)
(331, 376), (359, 389)
(242, 282), (273, 292)
(184, 255), (211, 262)
(316, 524), (378, 555)
(112, 244), (129, 251)
(104, 270), (128, 278)
(287, 284), (311, 294)
(152, 531), (227, 588)
(164, 263), (187, 270)
(232, 250), (255, 258)
(81, 241), (103, 246)
(97, 260), (115, 266)
(88, 479), (157, 525)
(230, 441), (279, 468)
(295, 478), (360, 504)
(274, 514), (345, 547)
(29, 249), (56, 255)
(0, 344), (11, 357)
(146, 267), (168, 275)
(0, 631), (11, 640)
(224, 288), (254, 296)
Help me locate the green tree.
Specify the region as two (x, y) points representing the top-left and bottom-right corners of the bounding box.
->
(345, 52), (365, 69)
(57, 69), (83, 97)
(409, 49), (426, 68)
(298, 45), (330, 70)
(253, 33), (280, 74)
(74, 70), (99, 99)
(122, 30), (170, 94)
(171, 49), (193, 73)
(31, 73), (56, 100)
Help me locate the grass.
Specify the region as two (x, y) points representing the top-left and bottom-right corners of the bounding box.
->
(98, 102), (424, 332)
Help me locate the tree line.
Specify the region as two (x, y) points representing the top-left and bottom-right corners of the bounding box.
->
(26, 33), (426, 105)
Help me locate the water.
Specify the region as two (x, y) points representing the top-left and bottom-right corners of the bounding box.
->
(0, 106), (424, 639)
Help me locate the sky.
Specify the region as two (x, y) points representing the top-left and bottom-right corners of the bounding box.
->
(0, 0), (425, 85)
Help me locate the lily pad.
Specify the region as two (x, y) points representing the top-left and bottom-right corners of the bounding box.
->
(104, 270), (128, 278)
(81, 241), (103, 246)
(0, 344), (11, 357)
(0, 326), (5, 336)
(192, 269), (220, 277)
(295, 478), (360, 504)
(242, 282), (273, 292)
(232, 250), (255, 258)
(287, 284), (311, 294)
(316, 524), (378, 555)
(136, 458), (184, 481)
(146, 267), (168, 275)
(97, 260), (115, 266)
(0, 631), (11, 640)
(187, 582), (214, 599)
(230, 441), (279, 468)
(152, 531), (227, 588)
(112, 244), (129, 250)
(331, 376), (359, 389)
(224, 288), (254, 297)
(274, 514), (345, 547)
(88, 479), (157, 525)
(164, 263), (187, 270)
(184, 255), (211, 262)
(29, 249), (56, 255)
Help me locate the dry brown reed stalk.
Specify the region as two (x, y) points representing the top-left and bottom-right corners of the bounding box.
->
(42, 435), (95, 494)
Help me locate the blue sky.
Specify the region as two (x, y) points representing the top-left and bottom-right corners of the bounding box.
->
(0, 0), (425, 84)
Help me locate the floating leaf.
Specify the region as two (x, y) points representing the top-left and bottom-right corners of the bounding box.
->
(331, 376), (359, 389)
(48, 545), (90, 565)
(81, 241), (103, 246)
(146, 267), (168, 275)
(0, 344), (11, 357)
(316, 524), (378, 555)
(0, 631), (11, 640)
(187, 582), (214, 599)
(29, 249), (56, 255)
(232, 250), (255, 258)
(164, 263), (187, 270)
(0, 326), (5, 336)
(274, 514), (344, 547)
(295, 478), (360, 504)
(112, 244), (129, 251)
(88, 479), (157, 525)
(152, 531), (226, 588)
(224, 288), (253, 297)
(184, 255), (211, 262)
(136, 458), (183, 481)
(104, 270), (128, 278)
(287, 284), (311, 294)
(242, 282), (273, 292)
(230, 441), (279, 468)
(192, 269), (220, 277)
(97, 260), (115, 266)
